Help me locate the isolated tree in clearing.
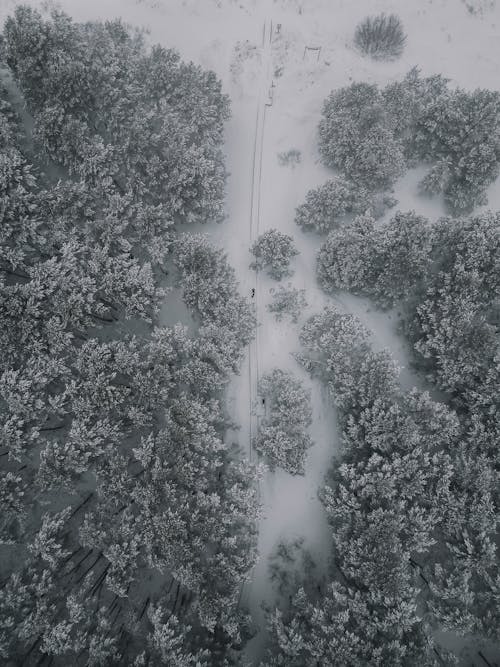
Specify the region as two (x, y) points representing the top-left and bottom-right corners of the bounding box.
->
(254, 369), (312, 474)
(250, 229), (299, 280)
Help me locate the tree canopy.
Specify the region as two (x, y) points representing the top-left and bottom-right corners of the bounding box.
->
(0, 7), (258, 665)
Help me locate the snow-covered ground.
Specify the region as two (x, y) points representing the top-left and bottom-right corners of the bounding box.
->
(4, 0), (500, 662)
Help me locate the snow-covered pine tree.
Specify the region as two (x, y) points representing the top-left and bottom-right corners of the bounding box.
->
(250, 229), (299, 280)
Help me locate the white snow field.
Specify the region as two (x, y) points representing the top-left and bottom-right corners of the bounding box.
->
(3, 0), (500, 663)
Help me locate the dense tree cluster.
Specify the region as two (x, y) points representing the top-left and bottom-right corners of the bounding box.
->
(254, 369), (312, 475)
(318, 69), (500, 214)
(308, 210), (500, 660)
(386, 68), (500, 213)
(265, 307), (458, 665)
(250, 229), (299, 280)
(3, 4), (229, 241)
(406, 213), (500, 400)
(317, 210), (431, 307)
(0, 7), (258, 665)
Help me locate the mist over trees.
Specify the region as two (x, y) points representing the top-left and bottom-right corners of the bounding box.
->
(0, 6), (258, 665)
(267, 284), (307, 323)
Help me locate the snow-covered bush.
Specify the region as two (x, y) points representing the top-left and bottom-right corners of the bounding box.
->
(277, 148), (301, 167)
(254, 369), (312, 474)
(354, 13), (406, 60)
(318, 83), (406, 190)
(267, 284), (307, 323)
(250, 229), (299, 279)
(294, 177), (379, 234)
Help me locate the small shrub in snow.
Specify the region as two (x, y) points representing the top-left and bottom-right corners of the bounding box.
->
(277, 148), (301, 167)
(250, 229), (299, 280)
(254, 369), (312, 475)
(354, 13), (406, 61)
(319, 83), (406, 190)
(267, 284), (307, 323)
(461, 0), (496, 15)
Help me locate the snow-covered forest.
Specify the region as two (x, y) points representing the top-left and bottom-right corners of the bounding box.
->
(0, 0), (500, 665)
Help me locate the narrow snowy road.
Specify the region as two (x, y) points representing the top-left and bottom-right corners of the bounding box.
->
(248, 18), (273, 461)
(221, 16), (339, 666)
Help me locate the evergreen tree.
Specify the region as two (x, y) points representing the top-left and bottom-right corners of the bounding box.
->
(254, 369), (313, 474)
(294, 176), (381, 234)
(318, 82), (406, 190)
(250, 229), (299, 280)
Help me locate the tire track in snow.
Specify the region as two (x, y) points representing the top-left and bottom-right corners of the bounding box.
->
(239, 15), (272, 620)
(248, 18), (272, 460)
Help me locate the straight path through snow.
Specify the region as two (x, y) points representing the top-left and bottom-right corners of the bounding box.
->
(247, 18), (272, 461)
